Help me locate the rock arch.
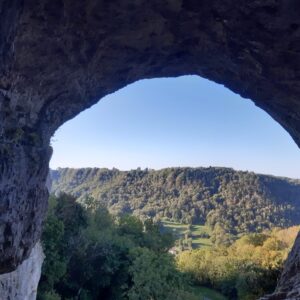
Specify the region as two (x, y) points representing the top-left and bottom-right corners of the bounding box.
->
(1, 0), (300, 297)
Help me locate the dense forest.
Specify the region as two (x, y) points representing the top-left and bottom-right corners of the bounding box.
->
(51, 167), (300, 236)
(38, 193), (299, 300)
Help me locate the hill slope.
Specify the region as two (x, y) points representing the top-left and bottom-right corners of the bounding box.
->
(50, 167), (300, 235)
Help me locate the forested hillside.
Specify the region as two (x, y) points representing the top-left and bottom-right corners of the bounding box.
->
(51, 167), (300, 236)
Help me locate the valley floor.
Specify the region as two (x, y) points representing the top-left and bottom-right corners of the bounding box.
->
(161, 219), (212, 250)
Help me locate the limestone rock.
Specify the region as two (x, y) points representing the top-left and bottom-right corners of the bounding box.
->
(0, 242), (44, 300)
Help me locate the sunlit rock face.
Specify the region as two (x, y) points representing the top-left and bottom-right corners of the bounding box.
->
(0, 242), (44, 300)
(1, 0), (300, 298)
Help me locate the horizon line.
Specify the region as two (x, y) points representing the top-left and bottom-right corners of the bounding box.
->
(50, 165), (300, 180)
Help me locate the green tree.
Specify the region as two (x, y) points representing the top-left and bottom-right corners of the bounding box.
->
(127, 248), (194, 300)
(38, 197), (67, 296)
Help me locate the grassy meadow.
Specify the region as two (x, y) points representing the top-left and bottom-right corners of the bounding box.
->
(161, 219), (212, 249)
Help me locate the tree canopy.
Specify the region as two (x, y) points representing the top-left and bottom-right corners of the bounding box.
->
(38, 194), (195, 300)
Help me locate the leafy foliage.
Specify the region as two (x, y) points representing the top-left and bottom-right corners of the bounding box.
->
(127, 248), (195, 300)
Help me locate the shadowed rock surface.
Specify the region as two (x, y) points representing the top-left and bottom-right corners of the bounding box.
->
(1, 0), (300, 297)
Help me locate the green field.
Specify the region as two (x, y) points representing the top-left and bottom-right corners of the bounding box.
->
(191, 286), (228, 300)
(161, 219), (212, 249)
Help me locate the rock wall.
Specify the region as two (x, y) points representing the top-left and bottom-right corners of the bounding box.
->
(0, 242), (44, 300)
(0, 129), (51, 273)
(1, 0), (300, 298)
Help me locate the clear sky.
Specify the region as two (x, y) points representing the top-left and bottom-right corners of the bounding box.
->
(50, 75), (300, 179)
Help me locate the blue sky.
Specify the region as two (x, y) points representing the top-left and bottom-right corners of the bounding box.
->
(50, 75), (300, 179)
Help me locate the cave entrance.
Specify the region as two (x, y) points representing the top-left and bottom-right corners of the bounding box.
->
(3, 2), (300, 298)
